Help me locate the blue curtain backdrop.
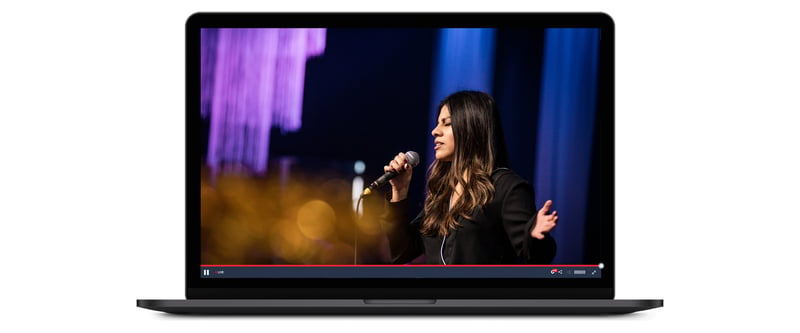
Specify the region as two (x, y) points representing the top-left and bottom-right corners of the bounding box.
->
(428, 29), (497, 168)
(535, 28), (600, 264)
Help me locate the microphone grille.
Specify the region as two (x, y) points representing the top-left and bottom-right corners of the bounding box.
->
(405, 151), (420, 167)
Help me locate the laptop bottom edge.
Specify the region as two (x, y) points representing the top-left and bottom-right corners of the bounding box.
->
(137, 299), (663, 315)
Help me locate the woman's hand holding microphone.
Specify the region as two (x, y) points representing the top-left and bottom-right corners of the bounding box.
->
(384, 152), (414, 202)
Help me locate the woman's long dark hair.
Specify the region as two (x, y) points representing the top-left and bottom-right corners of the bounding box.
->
(421, 91), (509, 237)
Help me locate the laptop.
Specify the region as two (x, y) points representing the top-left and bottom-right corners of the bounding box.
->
(137, 12), (663, 315)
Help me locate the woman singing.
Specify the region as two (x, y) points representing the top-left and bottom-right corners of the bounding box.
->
(380, 91), (558, 265)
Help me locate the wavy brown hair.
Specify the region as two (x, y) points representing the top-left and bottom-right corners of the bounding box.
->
(421, 91), (509, 237)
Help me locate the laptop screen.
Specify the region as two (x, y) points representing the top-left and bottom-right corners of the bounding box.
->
(188, 13), (614, 296)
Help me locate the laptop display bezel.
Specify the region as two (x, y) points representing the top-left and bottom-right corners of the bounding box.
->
(186, 12), (615, 299)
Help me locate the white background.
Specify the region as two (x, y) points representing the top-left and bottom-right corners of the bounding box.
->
(1, 0), (798, 331)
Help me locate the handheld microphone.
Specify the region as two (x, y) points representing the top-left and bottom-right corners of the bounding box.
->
(361, 151), (420, 197)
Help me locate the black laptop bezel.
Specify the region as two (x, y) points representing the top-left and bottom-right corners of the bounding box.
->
(186, 12), (615, 299)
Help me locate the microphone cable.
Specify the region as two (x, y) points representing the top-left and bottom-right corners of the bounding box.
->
(354, 195), (365, 265)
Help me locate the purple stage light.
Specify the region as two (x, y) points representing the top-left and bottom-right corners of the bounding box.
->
(201, 28), (326, 177)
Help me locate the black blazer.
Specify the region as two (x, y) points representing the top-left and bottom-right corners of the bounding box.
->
(380, 169), (556, 265)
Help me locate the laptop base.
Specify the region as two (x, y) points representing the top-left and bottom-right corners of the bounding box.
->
(137, 299), (662, 315)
